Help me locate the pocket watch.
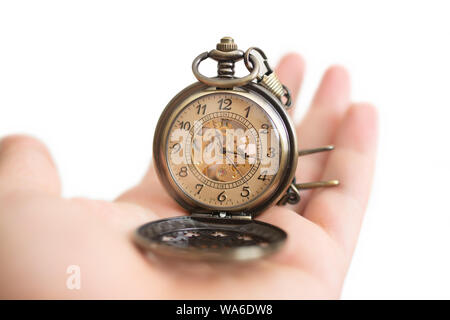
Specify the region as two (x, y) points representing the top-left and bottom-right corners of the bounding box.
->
(134, 37), (339, 262)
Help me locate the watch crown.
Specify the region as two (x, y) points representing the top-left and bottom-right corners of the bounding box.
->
(217, 37), (238, 52)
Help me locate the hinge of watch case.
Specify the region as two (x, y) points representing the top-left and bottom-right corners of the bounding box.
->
(191, 212), (252, 221)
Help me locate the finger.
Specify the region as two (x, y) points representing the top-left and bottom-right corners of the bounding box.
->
(274, 53), (305, 115)
(0, 135), (61, 196)
(303, 103), (378, 261)
(293, 65), (351, 212)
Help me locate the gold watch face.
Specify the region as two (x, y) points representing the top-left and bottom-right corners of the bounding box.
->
(165, 92), (281, 210)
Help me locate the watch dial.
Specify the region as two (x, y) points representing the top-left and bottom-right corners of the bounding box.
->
(166, 93), (280, 210)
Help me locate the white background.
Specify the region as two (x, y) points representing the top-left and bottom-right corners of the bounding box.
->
(1, 0), (449, 299)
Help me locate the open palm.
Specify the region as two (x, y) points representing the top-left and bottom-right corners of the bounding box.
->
(0, 54), (377, 299)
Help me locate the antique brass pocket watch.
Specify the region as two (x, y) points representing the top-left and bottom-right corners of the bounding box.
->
(134, 37), (339, 261)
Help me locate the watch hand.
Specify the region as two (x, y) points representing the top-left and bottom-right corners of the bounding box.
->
(214, 139), (245, 179)
(225, 150), (255, 160)
(224, 152), (244, 179)
(237, 146), (255, 160)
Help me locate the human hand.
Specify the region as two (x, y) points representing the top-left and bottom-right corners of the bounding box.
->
(0, 53), (377, 299)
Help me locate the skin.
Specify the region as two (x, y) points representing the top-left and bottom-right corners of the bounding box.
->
(0, 54), (378, 299)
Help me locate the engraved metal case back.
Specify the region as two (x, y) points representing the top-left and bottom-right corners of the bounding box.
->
(135, 216), (286, 261)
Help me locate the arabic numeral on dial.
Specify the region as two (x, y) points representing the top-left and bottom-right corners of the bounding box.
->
(267, 147), (276, 158)
(195, 184), (203, 194)
(217, 191), (227, 202)
(244, 106), (251, 118)
(179, 166), (188, 177)
(240, 186), (250, 197)
(196, 104), (206, 115)
(218, 98), (232, 110)
(178, 121), (191, 130)
(258, 170), (269, 181)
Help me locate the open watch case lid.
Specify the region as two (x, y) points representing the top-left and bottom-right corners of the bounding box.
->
(134, 214), (286, 262)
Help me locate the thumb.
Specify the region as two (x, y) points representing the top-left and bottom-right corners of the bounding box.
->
(0, 135), (61, 196)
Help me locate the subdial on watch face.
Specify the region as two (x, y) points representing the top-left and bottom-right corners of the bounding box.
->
(166, 93), (280, 209)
